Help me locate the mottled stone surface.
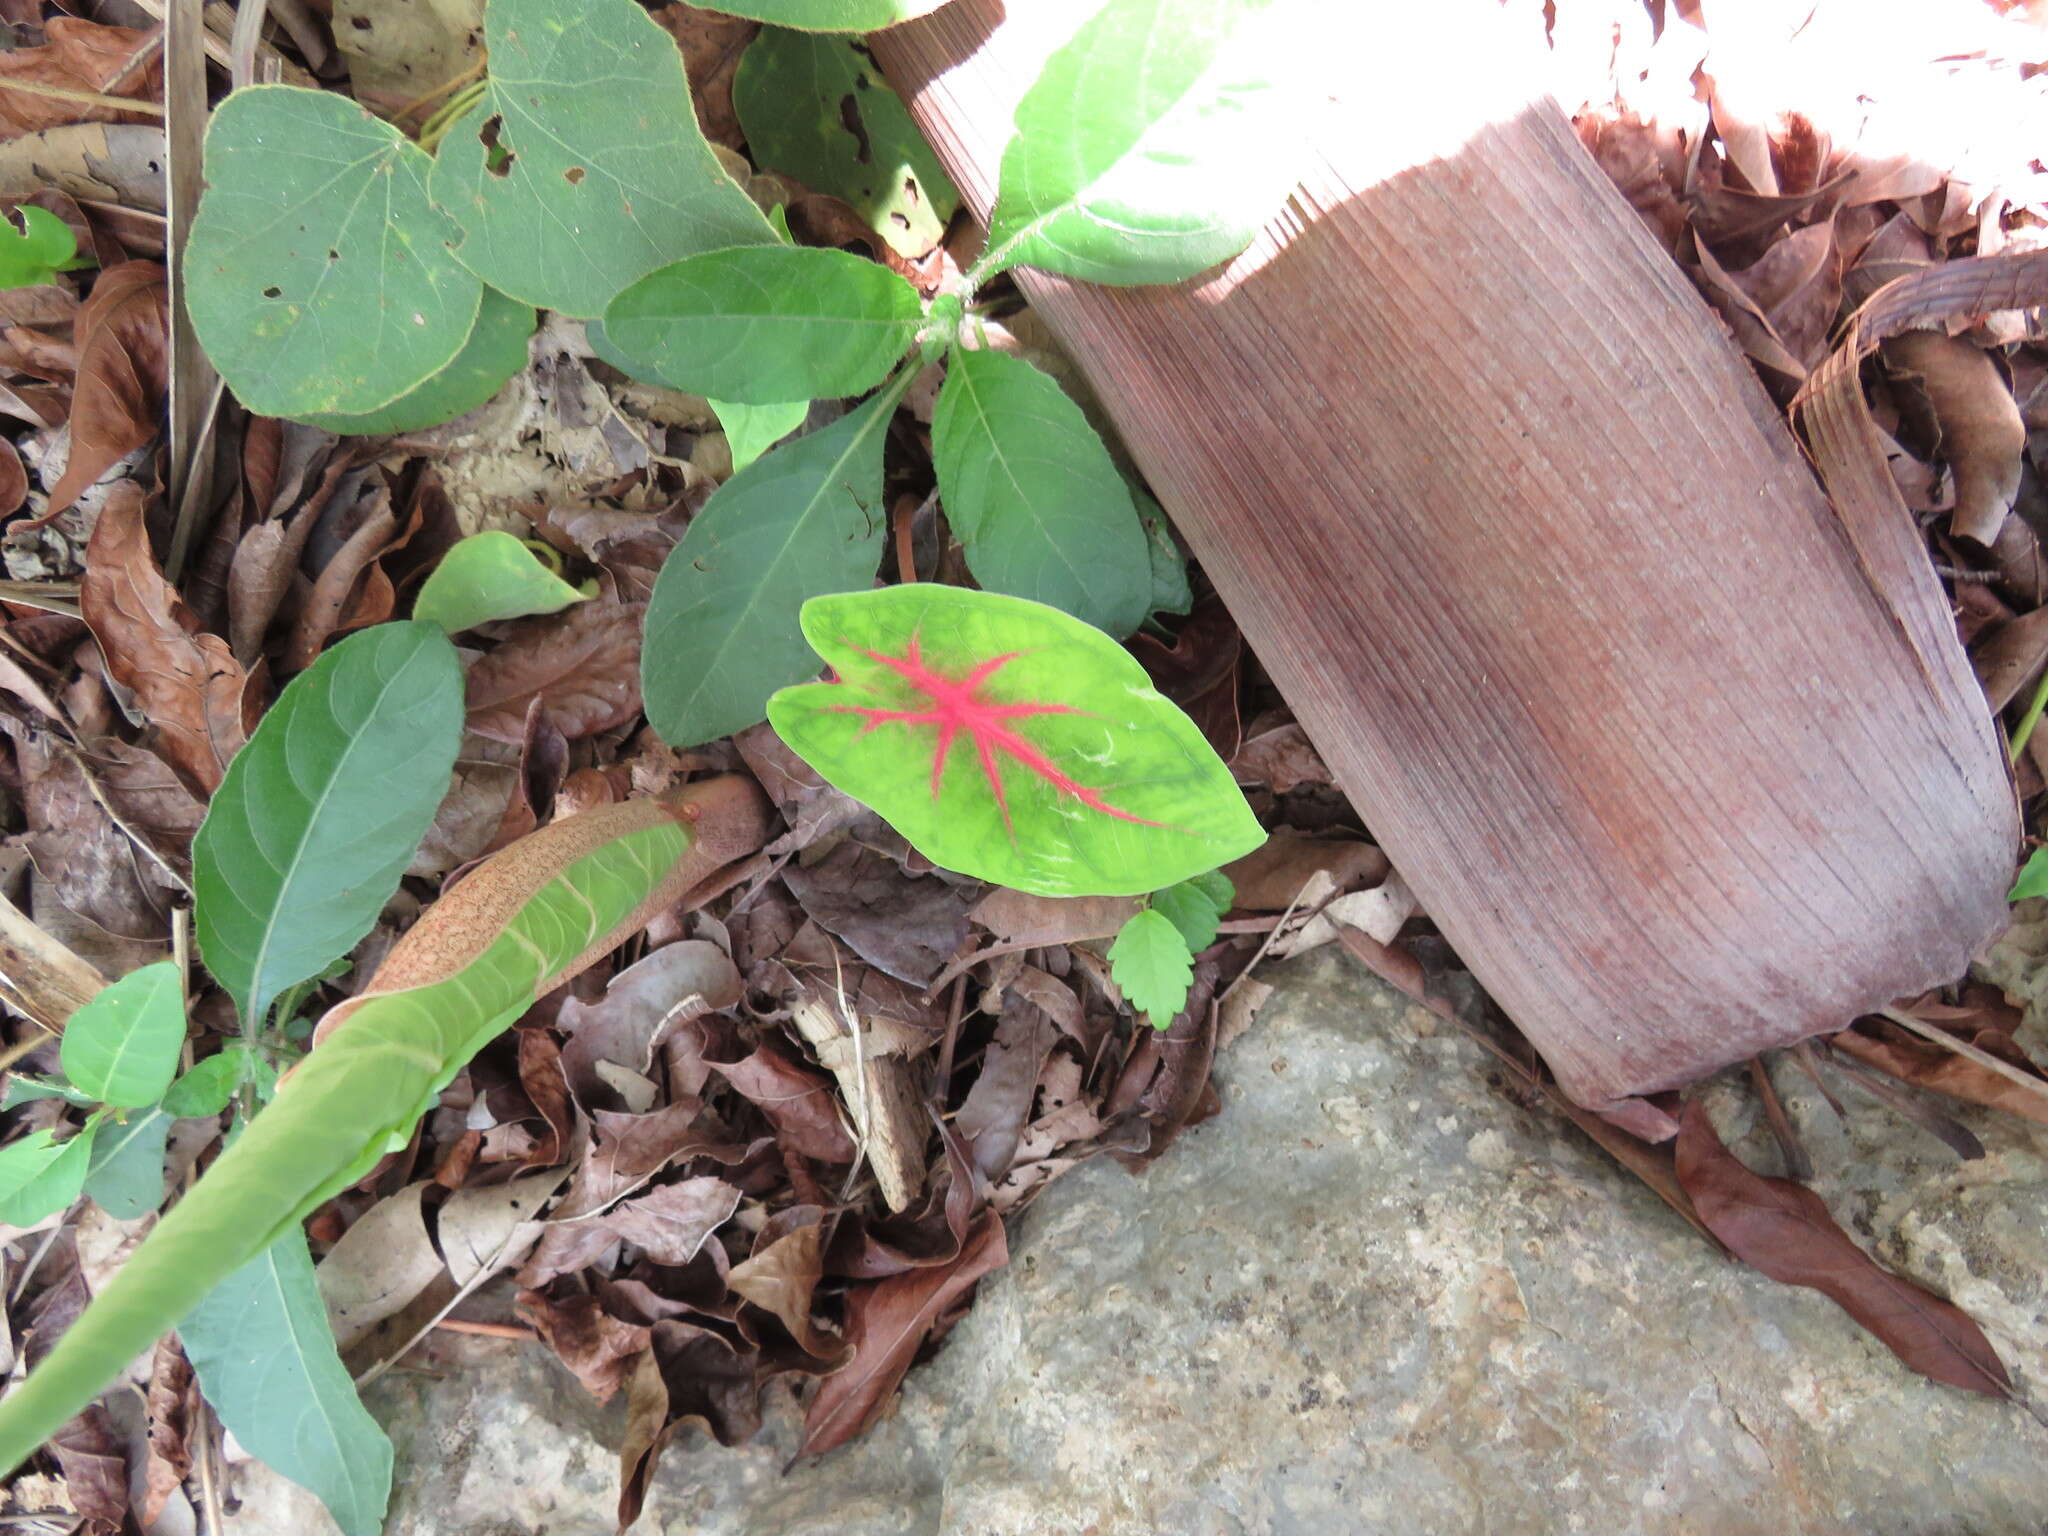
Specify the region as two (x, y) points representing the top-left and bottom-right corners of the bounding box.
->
(228, 950), (2048, 1535)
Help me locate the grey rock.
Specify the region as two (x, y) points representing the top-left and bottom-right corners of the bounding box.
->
(226, 950), (2048, 1535)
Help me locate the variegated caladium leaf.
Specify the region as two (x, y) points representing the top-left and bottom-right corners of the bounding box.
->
(767, 585), (1264, 896)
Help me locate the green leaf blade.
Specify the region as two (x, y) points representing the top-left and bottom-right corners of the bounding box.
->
(0, 206), (80, 290)
(83, 1108), (170, 1219)
(982, 0), (1298, 286)
(1109, 908), (1194, 1023)
(193, 622), (465, 1028)
(696, 0), (954, 26)
(59, 961), (185, 1108)
(162, 1048), (260, 1119)
(0, 1124), (96, 1228)
(711, 397), (809, 473)
(605, 246), (922, 406)
(296, 287), (536, 436)
(413, 531), (587, 635)
(2010, 847), (2048, 902)
(932, 347), (1150, 636)
(186, 86), (482, 417)
(643, 389), (899, 748)
(182, 1227), (393, 1536)
(1151, 874), (1230, 953)
(428, 0), (775, 318)
(767, 585), (1264, 896)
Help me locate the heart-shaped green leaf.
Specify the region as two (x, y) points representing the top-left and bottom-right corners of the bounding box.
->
(186, 86), (482, 417)
(644, 387), (901, 748)
(429, 0), (774, 318)
(605, 245), (921, 405)
(413, 531), (587, 635)
(296, 286), (535, 435)
(981, 0), (1299, 286)
(932, 346), (1150, 636)
(733, 29), (959, 257)
(0, 205), (82, 290)
(194, 622), (465, 1029)
(58, 960), (184, 1108)
(767, 585), (1264, 895)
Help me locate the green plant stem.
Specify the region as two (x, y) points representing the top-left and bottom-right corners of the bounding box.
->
(417, 80), (487, 153)
(2010, 668), (2048, 763)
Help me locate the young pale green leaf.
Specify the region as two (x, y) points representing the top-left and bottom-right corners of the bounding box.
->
(767, 585), (1265, 895)
(186, 86), (482, 417)
(0, 205), (82, 290)
(1134, 487), (1193, 621)
(58, 961), (184, 1108)
(295, 287), (536, 436)
(1109, 908), (1194, 1024)
(932, 347), (1150, 636)
(182, 1226), (393, 1536)
(162, 1047), (261, 1119)
(0, 1124), (95, 1227)
(733, 30), (960, 258)
(644, 388), (900, 748)
(83, 1108), (170, 1219)
(1151, 873), (1231, 953)
(2, 1077), (93, 1110)
(686, 0), (953, 26)
(711, 397), (809, 473)
(981, 0), (1299, 286)
(605, 246), (922, 406)
(194, 622), (465, 1029)
(429, 0), (774, 318)
(2011, 848), (2048, 902)
(413, 531), (587, 635)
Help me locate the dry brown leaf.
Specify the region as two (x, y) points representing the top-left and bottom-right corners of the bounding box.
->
(317, 1181), (444, 1352)
(284, 497), (397, 671)
(954, 999), (1056, 1181)
(782, 837), (977, 985)
(79, 485), (247, 797)
(464, 599), (644, 743)
(46, 1403), (128, 1531)
(603, 1175), (742, 1266)
(966, 886), (1139, 948)
(558, 939), (741, 1110)
(435, 1167), (567, 1287)
(728, 1220), (848, 1363)
(1882, 329), (2026, 545)
(1228, 721), (1332, 794)
(514, 1290), (649, 1403)
(710, 1047), (856, 1163)
(13, 722), (173, 940)
(0, 436), (25, 519)
(651, 4), (755, 151)
(0, 20), (163, 138)
(1969, 605), (2048, 714)
(1222, 830), (1387, 911)
(139, 1337), (192, 1526)
(44, 261), (168, 517)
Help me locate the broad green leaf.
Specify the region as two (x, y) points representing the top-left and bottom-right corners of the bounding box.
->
(83, 1108), (170, 1219)
(413, 531), (587, 635)
(932, 347), (1149, 636)
(0, 205), (82, 290)
(1151, 873), (1230, 953)
(58, 961), (184, 1108)
(0, 782), (759, 1482)
(296, 287), (536, 435)
(187, 86), (482, 417)
(980, 0), (1299, 286)
(428, 0), (774, 318)
(2, 1077), (94, 1110)
(733, 30), (960, 258)
(162, 1047), (262, 1119)
(0, 1124), (95, 1227)
(767, 585), (1265, 895)
(183, 1225), (392, 1536)
(605, 246), (922, 406)
(688, 0), (954, 27)
(1134, 487), (1192, 621)
(2011, 847), (2048, 901)
(711, 397), (809, 473)
(644, 388), (900, 747)
(194, 622), (465, 1029)
(1108, 908), (1194, 1024)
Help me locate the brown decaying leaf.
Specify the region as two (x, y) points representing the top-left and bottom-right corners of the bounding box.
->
(0, 436), (24, 518)
(515, 1290), (649, 1403)
(318, 1181), (445, 1352)
(1222, 830), (1387, 911)
(1881, 329), (2026, 546)
(464, 599), (645, 743)
(1673, 1100), (2011, 1398)
(0, 20), (163, 138)
(601, 1174), (742, 1267)
(801, 1210), (1007, 1458)
(651, 3), (755, 151)
(964, 886), (1137, 949)
(781, 837), (977, 986)
(558, 939), (742, 1110)
(79, 485), (248, 797)
(1828, 998), (2048, 1130)
(47, 1403), (128, 1531)
(727, 1219), (848, 1363)
(1228, 721), (1332, 795)
(954, 998), (1056, 1182)
(710, 1046), (856, 1163)
(44, 261), (169, 517)
(1968, 604), (2048, 714)
(140, 1337), (193, 1526)
(284, 497), (397, 671)
(12, 721), (173, 940)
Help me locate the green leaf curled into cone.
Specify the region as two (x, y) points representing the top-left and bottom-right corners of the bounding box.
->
(186, 86), (482, 418)
(1109, 907), (1195, 1024)
(767, 585), (1265, 896)
(0, 776), (774, 1492)
(428, 0), (774, 318)
(413, 531), (588, 635)
(979, 0), (1302, 287)
(295, 287), (537, 436)
(0, 204), (85, 291)
(605, 244), (923, 406)
(194, 621), (466, 1031)
(58, 960), (184, 1108)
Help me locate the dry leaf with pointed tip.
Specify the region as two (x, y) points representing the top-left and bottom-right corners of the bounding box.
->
(558, 939), (741, 1109)
(967, 887), (1139, 947)
(603, 1175), (742, 1266)
(465, 599), (645, 743)
(1882, 330), (2025, 546)
(1223, 830), (1387, 911)
(728, 1220), (847, 1362)
(711, 1047), (856, 1163)
(514, 1290), (649, 1403)
(47, 1403), (128, 1530)
(139, 1337), (192, 1525)
(45, 262), (168, 516)
(317, 1181), (444, 1351)
(781, 838), (978, 986)
(436, 1167), (569, 1287)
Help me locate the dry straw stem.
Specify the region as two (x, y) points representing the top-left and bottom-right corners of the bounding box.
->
(874, 0), (2016, 1117)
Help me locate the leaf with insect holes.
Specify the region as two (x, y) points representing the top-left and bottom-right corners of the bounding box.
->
(981, 0), (1302, 286)
(186, 86), (482, 417)
(429, 0), (774, 318)
(1109, 908), (1194, 1024)
(297, 287), (535, 436)
(767, 585), (1264, 896)
(0, 204), (84, 290)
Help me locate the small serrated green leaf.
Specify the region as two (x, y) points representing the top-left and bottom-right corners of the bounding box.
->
(186, 86), (482, 417)
(429, 0), (774, 318)
(0, 1123), (96, 1227)
(58, 961), (184, 1108)
(733, 29), (959, 257)
(0, 205), (80, 290)
(1151, 877), (1227, 953)
(83, 1108), (170, 1219)
(296, 287), (536, 436)
(932, 347), (1150, 636)
(605, 245), (922, 406)
(1109, 908), (1194, 1024)
(414, 531), (587, 635)
(981, 0), (1300, 287)
(710, 397), (809, 473)
(2011, 847), (2048, 902)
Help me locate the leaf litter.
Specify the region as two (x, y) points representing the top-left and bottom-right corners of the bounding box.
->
(3, 0), (2048, 1529)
